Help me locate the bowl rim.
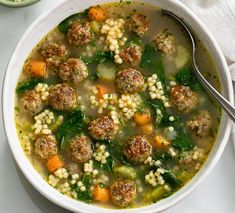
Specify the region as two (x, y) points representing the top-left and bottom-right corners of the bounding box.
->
(2, 0), (233, 212)
(0, 0), (40, 8)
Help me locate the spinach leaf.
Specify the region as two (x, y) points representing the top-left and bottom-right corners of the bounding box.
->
(141, 45), (166, 89)
(153, 152), (173, 164)
(175, 68), (202, 91)
(162, 170), (181, 188)
(58, 10), (88, 33)
(126, 34), (142, 46)
(82, 51), (114, 64)
(16, 78), (43, 93)
(146, 99), (168, 126)
(94, 156), (114, 174)
(173, 134), (194, 151)
(57, 108), (85, 149)
(76, 173), (92, 202)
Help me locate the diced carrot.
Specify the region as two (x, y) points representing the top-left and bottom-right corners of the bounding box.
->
(88, 6), (106, 22)
(153, 135), (170, 149)
(46, 155), (64, 173)
(92, 185), (110, 202)
(140, 123), (153, 135)
(24, 60), (47, 78)
(97, 85), (109, 99)
(133, 111), (151, 125)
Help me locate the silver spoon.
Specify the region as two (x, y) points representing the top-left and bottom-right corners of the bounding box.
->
(162, 9), (235, 122)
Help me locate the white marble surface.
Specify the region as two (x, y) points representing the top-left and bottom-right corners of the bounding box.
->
(0, 0), (235, 212)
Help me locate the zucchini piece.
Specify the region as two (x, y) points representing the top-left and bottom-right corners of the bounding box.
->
(144, 186), (165, 202)
(90, 20), (101, 34)
(113, 165), (137, 180)
(97, 62), (116, 81)
(177, 169), (190, 183)
(174, 45), (190, 69)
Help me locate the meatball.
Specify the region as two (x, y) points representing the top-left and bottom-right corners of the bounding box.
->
(67, 22), (94, 47)
(110, 180), (136, 207)
(34, 135), (58, 160)
(49, 83), (77, 111)
(58, 58), (88, 83)
(69, 135), (93, 163)
(88, 115), (119, 140)
(123, 135), (152, 164)
(40, 42), (67, 58)
(116, 68), (145, 94)
(187, 111), (212, 137)
(119, 44), (142, 65)
(20, 90), (43, 113)
(40, 42), (67, 72)
(152, 30), (176, 55)
(170, 86), (198, 113)
(129, 13), (150, 37)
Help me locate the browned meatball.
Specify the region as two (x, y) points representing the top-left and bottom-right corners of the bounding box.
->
(88, 115), (119, 140)
(40, 42), (68, 72)
(49, 83), (77, 111)
(58, 58), (88, 83)
(20, 90), (43, 113)
(34, 135), (58, 160)
(129, 14), (150, 37)
(119, 44), (142, 65)
(110, 180), (136, 207)
(152, 30), (176, 55)
(40, 42), (67, 58)
(187, 111), (212, 137)
(67, 22), (94, 47)
(123, 135), (152, 164)
(116, 68), (145, 94)
(170, 86), (198, 113)
(69, 135), (93, 163)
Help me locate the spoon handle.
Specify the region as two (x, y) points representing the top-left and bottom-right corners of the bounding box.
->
(192, 63), (235, 122)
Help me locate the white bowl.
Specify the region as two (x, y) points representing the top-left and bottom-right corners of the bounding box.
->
(2, 0), (233, 212)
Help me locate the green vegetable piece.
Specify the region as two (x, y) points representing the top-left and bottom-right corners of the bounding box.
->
(76, 173), (92, 202)
(173, 134), (194, 151)
(94, 155), (114, 174)
(113, 165), (137, 180)
(141, 45), (166, 89)
(57, 108), (85, 149)
(163, 170), (181, 188)
(174, 45), (190, 69)
(16, 78), (43, 94)
(90, 20), (101, 34)
(83, 51), (114, 64)
(58, 10), (88, 33)
(175, 67), (202, 91)
(97, 62), (117, 81)
(177, 169), (190, 183)
(147, 99), (166, 126)
(145, 186), (165, 202)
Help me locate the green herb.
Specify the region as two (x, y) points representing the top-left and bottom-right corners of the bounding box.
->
(162, 170), (181, 188)
(175, 68), (202, 91)
(57, 108), (85, 149)
(173, 134), (194, 151)
(76, 173), (92, 202)
(58, 10), (88, 33)
(141, 45), (166, 90)
(82, 51), (114, 64)
(16, 78), (43, 94)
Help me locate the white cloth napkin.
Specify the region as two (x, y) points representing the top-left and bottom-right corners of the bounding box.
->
(180, 0), (235, 65)
(179, 0), (235, 148)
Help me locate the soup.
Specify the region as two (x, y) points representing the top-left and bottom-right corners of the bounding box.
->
(15, 1), (221, 209)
